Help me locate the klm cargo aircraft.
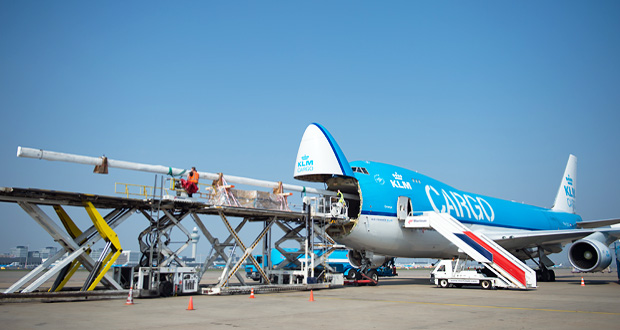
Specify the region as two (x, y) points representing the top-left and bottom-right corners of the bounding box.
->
(294, 123), (620, 282)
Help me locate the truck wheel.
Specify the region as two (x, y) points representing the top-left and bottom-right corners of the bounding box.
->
(481, 280), (492, 290)
(439, 279), (449, 288)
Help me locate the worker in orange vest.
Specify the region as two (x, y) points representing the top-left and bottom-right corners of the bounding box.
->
(182, 167), (199, 197)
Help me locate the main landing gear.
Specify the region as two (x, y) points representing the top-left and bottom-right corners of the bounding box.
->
(345, 268), (379, 286)
(525, 247), (556, 282)
(536, 266), (556, 282)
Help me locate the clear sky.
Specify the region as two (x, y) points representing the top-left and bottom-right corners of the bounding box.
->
(1, 1), (619, 261)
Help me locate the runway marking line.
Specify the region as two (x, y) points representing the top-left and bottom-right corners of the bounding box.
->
(320, 296), (620, 316)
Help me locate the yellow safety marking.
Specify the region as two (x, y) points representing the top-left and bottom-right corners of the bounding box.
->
(54, 261), (83, 291)
(51, 206), (91, 292)
(54, 205), (83, 239)
(83, 202), (121, 248)
(87, 249), (121, 291)
(319, 297), (620, 316)
(82, 201), (122, 291)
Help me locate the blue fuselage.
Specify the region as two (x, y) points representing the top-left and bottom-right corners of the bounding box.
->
(336, 161), (582, 258)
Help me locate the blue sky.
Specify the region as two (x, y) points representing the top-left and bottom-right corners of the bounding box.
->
(1, 1), (619, 261)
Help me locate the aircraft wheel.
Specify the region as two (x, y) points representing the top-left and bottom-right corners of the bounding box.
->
(549, 269), (556, 282)
(350, 269), (362, 281)
(346, 269), (359, 280)
(481, 280), (493, 290)
(439, 279), (449, 288)
(366, 269), (379, 286)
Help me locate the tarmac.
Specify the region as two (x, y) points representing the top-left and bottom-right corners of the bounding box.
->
(1, 269), (619, 329)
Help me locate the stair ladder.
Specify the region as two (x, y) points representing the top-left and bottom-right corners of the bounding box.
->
(405, 211), (537, 289)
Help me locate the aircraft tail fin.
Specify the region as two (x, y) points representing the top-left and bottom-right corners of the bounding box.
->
(551, 154), (577, 213)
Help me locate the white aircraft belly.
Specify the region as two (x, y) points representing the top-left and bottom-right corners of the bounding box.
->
(335, 215), (529, 259)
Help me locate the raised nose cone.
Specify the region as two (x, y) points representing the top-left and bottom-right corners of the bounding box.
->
(293, 123), (355, 182)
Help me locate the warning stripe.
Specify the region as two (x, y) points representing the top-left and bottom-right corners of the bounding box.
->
(464, 231), (526, 287)
(454, 233), (493, 262)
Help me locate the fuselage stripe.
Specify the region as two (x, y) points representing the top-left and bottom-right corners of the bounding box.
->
(464, 231), (526, 287)
(454, 233), (494, 262)
(313, 123), (348, 177)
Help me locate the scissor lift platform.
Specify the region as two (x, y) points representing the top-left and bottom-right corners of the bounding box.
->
(0, 187), (345, 298)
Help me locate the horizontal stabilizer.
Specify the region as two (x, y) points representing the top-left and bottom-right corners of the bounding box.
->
(576, 218), (620, 229)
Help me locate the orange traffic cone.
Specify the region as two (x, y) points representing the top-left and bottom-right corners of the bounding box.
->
(581, 277), (585, 286)
(249, 288), (256, 299)
(187, 296), (195, 310)
(125, 286), (134, 305)
(309, 290), (315, 302)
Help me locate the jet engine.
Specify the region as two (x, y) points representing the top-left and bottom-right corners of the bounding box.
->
(568, 238), (613, 272)
(347, 250), (391, 269)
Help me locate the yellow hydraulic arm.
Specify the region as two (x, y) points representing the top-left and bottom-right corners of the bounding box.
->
(82, 201), (123, 291)
(49, 205), (90, 292)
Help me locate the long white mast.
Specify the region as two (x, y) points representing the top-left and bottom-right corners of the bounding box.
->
(16, 147), (357, 199)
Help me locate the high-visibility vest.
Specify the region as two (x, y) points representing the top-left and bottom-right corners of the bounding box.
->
(188, 171), (199, 184)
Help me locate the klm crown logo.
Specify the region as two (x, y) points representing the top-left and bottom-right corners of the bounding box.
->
(565, 174), (573, 186)
(564, 174), (575, 198)
(297, 155), (314, 173)
(390, 172), (411, 190)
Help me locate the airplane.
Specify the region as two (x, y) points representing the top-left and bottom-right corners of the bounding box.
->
(293, 123), (620, 283)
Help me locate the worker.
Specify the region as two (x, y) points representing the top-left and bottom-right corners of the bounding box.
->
(188, 167), (199, 185)
(337, 189), (346, 207)
(181, 167), (199, 197)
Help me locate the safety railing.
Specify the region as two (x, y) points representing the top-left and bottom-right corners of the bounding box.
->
(114, 180), (211, 200)
(114, 180), (291, 211)
(114, 182), (163, 199)
(304, 196), (348, 218)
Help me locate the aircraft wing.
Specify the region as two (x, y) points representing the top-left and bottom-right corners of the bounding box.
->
(576, 218), (620, 228)
(484, 227), (620, 251)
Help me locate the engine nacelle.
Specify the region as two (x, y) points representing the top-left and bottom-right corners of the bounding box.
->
(347, 250), (391, 269)
(568, 238), (613, 272)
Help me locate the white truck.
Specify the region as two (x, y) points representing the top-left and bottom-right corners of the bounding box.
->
(431, 259), (513, 290)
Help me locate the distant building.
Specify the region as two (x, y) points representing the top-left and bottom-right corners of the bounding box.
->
(90, 248), (105, 261)
(114, 251), (141, 266)
(40, 247), (58, 259)
(10, 246), (28, 258)
(28, 251), (40, 258)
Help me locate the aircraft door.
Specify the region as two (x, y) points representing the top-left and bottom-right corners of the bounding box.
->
(397, 196), (412, 221)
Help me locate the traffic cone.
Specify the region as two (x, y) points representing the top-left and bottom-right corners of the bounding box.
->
(249, 288), (255, 299)
(125, 286), (134, 305)
(186, 296), (195, 310)
(309, 290), (314, 302)
(581, 277), (585, 286)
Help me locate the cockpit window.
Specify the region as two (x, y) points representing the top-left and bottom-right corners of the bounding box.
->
(352, 167), (369, 175)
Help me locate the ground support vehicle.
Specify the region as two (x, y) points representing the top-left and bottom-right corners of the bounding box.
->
(431, 259), (518, 290)
(132, 266), (200, 297)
